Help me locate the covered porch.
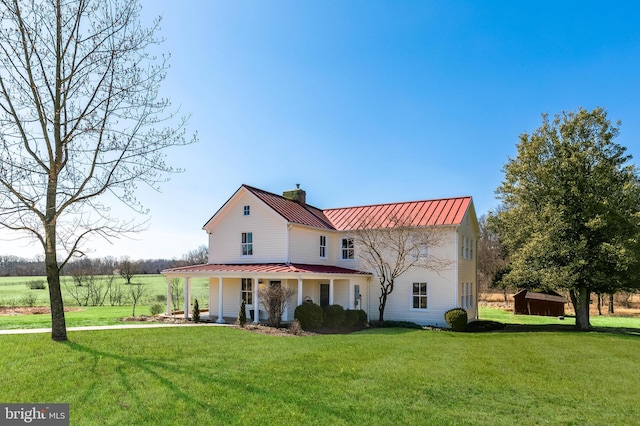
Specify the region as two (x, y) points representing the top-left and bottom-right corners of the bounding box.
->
(161, 263), (371, 324)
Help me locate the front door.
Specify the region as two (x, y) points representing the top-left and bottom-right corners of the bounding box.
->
(320, 283), (330, 307)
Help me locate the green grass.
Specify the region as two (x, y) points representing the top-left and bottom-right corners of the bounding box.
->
(480, 306), (640, 329)
(1, 326), (639, 425)
(0, 275), (210, 330)
(0, 274), (211, 307)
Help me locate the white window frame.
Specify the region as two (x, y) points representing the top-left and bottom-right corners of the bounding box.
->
(341, 238), (354, 260)
(243, 205), (250, 216)
(411, 282), (428, 310)
(461, 282), (473, 309)
(320, 235), (327, 258)
(461, 236), (473, 260)
(241, 232), (253, 256)
(241, 278), (253, 305)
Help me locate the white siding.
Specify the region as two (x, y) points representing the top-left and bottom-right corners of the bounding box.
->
(364, 230), (459, 326)
(207, 190), (288, 263)
(288, 225), (339, 264)
(456, 207), (480, 320)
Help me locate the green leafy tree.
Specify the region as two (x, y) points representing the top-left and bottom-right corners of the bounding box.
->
(491, 107), (640, 330)
(0, 0), (194, 340)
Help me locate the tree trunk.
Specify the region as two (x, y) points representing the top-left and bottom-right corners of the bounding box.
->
(378, 291), (387, 323)
(597, 293), (602, 316)
(569, 287), (591, 330)
(608, 293), (614, 314)
(45, 239), (67, 341)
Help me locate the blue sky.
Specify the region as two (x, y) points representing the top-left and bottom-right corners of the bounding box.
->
(4, 1), (640, 259)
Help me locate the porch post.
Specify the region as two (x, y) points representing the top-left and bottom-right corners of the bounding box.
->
(209, 277), (214, 322)
(183, 277), (190, 319)
(329, 279), (334, 305)
(297, 278), (303, 306)
(166, 276), (172, 316)
(253, 277), (259, 323)
(216, 277), (225, 323)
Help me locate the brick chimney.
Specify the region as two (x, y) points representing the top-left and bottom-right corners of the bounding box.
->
(283, 184), (306, 205)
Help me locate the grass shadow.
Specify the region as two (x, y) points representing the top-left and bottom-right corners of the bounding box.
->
(499, 323), (640, 336)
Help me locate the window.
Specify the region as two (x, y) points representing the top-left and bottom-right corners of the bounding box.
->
(241, 232), (253, 256)
(412, 282), (428, 309)
(243, 205), (250, 216)
(241, 278), (253, 304)
(461, 236), (473, 260)
(319, 235), (327, 258)
(341, 238), (354, 259)
(413, 246), (429, 261)
(461, 282), (473, 309)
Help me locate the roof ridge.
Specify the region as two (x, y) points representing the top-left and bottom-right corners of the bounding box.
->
(322, 195), (472, 212)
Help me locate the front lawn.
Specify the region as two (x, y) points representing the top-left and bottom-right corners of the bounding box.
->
(1, 326), (639, 425)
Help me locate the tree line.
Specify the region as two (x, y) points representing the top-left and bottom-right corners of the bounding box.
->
(0, 245), (208, 277)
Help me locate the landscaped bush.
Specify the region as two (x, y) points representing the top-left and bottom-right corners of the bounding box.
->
(192, 299), (200, 323)
(294, 302), (323, 330)
(444, 308), (468, 331)
(345, 309), (368, 327)
(323, 304), (346, 328)
(150, 303), (164, 315)
(237, 299), (247, 327)
(26, 280), (46, 290)
(288, 319), (303, 336)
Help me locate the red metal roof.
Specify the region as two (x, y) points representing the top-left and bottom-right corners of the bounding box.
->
(323, 197), (471, 230)
(244, 185), (335, 229)
(208, 185), (471, 232)
(163, 263), (370, 275)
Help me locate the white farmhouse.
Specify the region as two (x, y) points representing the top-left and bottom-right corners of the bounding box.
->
(162, 184), (479, 326)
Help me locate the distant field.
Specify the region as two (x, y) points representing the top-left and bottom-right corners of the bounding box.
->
(0, 274), (210, 308)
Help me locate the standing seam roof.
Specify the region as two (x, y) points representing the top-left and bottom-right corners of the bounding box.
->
(225, 185), (471, 231)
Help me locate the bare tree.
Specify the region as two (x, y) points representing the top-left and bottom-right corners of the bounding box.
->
(477, 214), (509, 293)
(258, 282), (295, 328)
(170, 277), (183, 311)
(183, 245), (208, 265)
(0, 0), (194, 340)
(118, 256), (138, 285)
(129, 283), (147, 317)
(351, 214), (449, 323)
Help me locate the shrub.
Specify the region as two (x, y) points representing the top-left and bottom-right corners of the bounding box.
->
(192, 299), (200, 323)
(156, 294), (167, 303)
(150, 303), (164, 316)
(294, 302), (323, 330)
(26, 280), (46, 290)
(323, 304), (346, 328)
(21, 293), (38, 307)
(288, 319), (303, 336)
(237, 299), (247, 327)
(345, 309), (368, 328)
(444, 308), (468, 331)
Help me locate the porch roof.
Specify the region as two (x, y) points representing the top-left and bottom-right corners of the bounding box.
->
(161, 262), (371, 276)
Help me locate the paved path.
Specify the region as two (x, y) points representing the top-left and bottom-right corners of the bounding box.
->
(0, 322), (234, 335)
